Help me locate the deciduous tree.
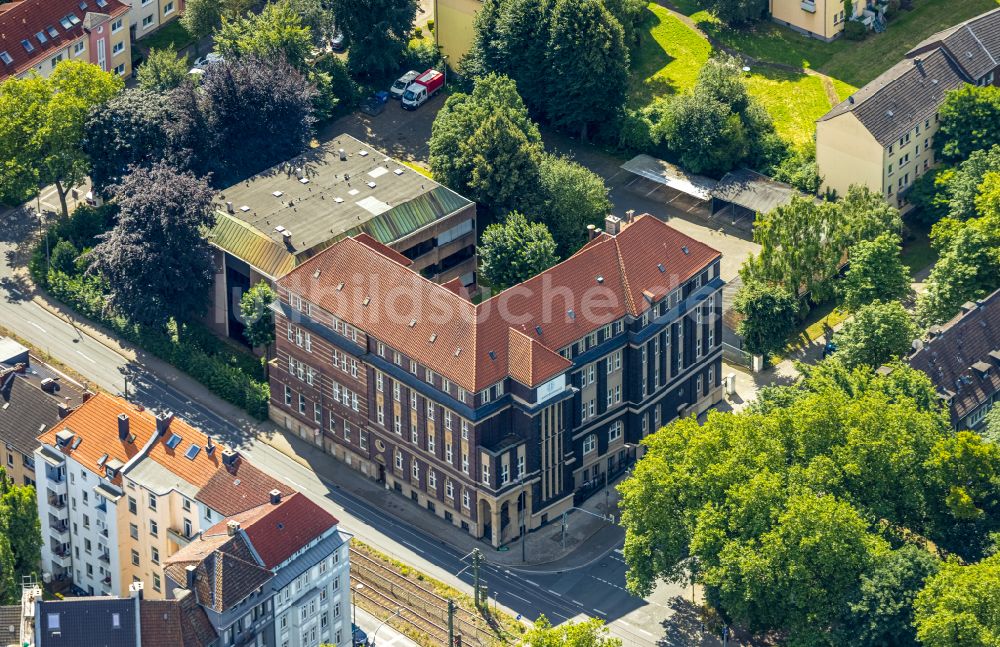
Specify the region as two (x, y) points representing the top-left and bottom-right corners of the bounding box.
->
(538, 154), (612, 257)
(934, 84), (1000, 164)
(329, 0), (416, 78)
(215, 1), (313, 70)
(544, 0), (629, 140)
(914, 554), (1000, 647)
(480, 212), (558, 291)
(0, 468), (41, 603)
(465, 113), (543, 218)
(733, 280), (798, 358)
(83, 88), (172, 194)
(834, 301), (918, 369)
(87, 163), (216, 327)
(520, 615), (623, 646)
(429, 74), (541, 201)
(656, 90), (748, 176)
(707, 0), (768, 25)
(0, 61), (122, 215)
(240, 281), (277, 353)
(137, 47), (191, 92)
(200, 56), (316, 183)
(839, 233), (911, 311)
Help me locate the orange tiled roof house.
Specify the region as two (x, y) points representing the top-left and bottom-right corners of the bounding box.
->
(270, 213), (726, 546)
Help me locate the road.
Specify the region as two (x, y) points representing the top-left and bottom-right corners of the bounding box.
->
(0, 222), (707, 647)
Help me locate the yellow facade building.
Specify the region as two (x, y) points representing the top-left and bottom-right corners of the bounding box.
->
(769, 0), (850, 41)
(435, 0), (481, 64)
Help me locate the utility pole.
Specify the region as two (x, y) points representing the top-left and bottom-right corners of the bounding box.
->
(472, 548), (483, 608)
(448, 598), (455, 646)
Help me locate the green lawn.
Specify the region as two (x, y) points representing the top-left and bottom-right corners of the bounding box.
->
(137, 19), (195, 54)
(630, 4), (712, 104)
(631, 4), (835, 147)
(744, 68), (832, 148)
(669, 0), (1000, 87)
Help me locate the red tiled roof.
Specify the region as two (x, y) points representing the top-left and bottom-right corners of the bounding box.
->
(164, 532), (272, 613)
(280, 214), (721, 392)
(353, 232), (413, 267)
(38, 392), (229, 487)
(0, 0), (129, 78)
(140, 594), (217, 647)
(195, 456), (295, 516)
(507, 328), (572, 387)
(205, 492), (338, 570)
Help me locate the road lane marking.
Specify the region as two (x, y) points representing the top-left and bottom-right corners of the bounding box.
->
(571, 599), (584, 606)
(75, 350), (95, 363)
(637, 628), (655, 638)
(508, 593), (531, 604)
(401, 540), (419, 551)
(29, 321), (46, 332)
(547, 589), (560, 596)
(527, 580), (540, 587)
(594, 608), (607, 616)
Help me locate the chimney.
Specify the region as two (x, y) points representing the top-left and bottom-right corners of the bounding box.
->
(58, 403), (70, 419)
(155, 411), (173, 437)
(339, 148), (347, 161)
(185, 564), (197, 589)
(226, 520), (241, 536)
(221, 449), (239, 468)
(205, 436), (215, 455)
(269, 489), (282, 505)
(117, 413), (130, 441)
(604, 215), (622, 236)
(959, 301), (978, 314)
(625, 209), (636, 224)
(226, 201), (234, 213)
(586, 224), (597, 240)
(129, 580), (144, 600)
(82, 390), (94, 402)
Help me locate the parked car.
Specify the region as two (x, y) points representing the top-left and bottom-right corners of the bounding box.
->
(191, 52), (223, 70)
(390, 70), (420, 99)
(401, 69), (444, 111)
(331, 31), (346, 51)
(352, 624), (368, 646)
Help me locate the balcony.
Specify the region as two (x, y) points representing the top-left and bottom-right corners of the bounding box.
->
(49, 518), (70, 540)
(800, 0), (816, 11)
(51, 547), (71, 568)
(44, 464), (65, 484)
(167, 527), (193, 547)
(47, 496), (69, 520)
(98, 552), (110, 564)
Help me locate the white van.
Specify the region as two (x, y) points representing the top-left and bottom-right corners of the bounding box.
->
(390, 70), (420, 99)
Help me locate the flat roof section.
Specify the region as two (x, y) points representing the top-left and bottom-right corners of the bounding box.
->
(620, 154), (718, 202)
(209, 134), (473, 279)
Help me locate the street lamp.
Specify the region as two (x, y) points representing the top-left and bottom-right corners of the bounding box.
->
(352, 582), (364, 627)
(371, 607), (402, 646)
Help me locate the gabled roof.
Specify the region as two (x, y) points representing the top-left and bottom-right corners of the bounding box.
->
(909, 288), (1000, 427)
(819, 48), (968, 146)
(507, 329), (572, 388)
(279, 214), (720, 392)
(0, 0), (129, 80)
(195, 456), (295, 517)
(0, 370), (61, 457)
(204, 492), (338, 570)
(139, 593), (217, 647)
(163, 532), (272, 614)
(907, 8), (1000, 81)
(37, 393), (227, 487)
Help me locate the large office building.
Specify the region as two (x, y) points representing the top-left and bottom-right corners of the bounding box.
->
(34, 393), (294, 600)
(269, 213), (725, 546)
(206, 135), (478, 342)
(816, 8), (1000, 211)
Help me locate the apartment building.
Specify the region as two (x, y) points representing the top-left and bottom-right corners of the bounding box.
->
(0, 343), (85, 489)
(769, 0), (850, 41)
(816, 8), (1000, 211)
(0, 0), (132, 81)
(34, 393), (292, 600)
(164, 492), (350, 647)
(269, 213), (725, 547)
(206, 134), (477, 343)
(127, 0), (184, 41)
(908, 289), (1000, 431)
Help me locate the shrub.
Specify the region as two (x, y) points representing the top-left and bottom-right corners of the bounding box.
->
(404, 40), (442, 71)
(844, 20), (867, 40)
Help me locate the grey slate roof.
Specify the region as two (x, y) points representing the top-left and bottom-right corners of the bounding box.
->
(818, 47), (968, 146)
(908, 8), (1000, 81)
(36, 597), (137, 647)
(0, 372), (61, 458)
(908, 288), (1000, 428)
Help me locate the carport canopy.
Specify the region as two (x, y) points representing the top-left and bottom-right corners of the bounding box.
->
(620, 154), (718, 202)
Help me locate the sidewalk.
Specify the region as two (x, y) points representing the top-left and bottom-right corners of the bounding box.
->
(32, 292), (626, 570)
